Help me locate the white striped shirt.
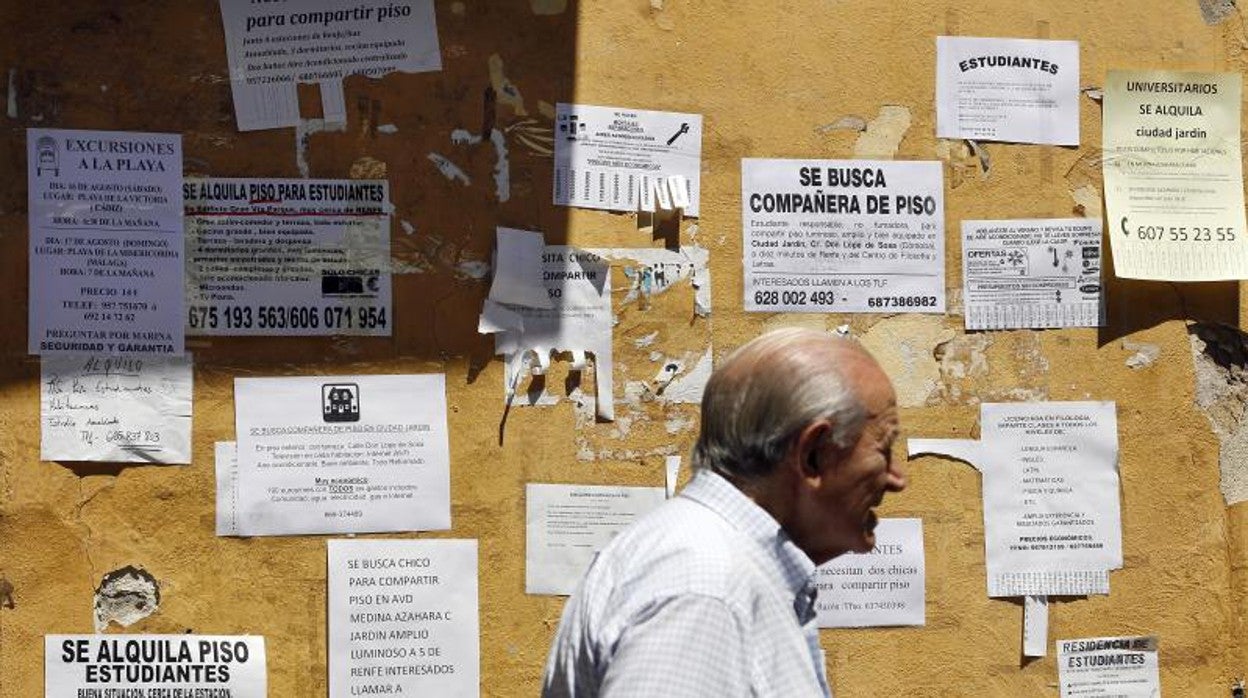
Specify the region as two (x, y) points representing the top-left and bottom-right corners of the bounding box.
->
(542, 469), (832, 698)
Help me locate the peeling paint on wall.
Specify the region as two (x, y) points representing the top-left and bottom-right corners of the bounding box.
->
(665, 412), (695, 434)
(349, 156), (387, 179)
(966, 139), (991, 174)
(633, 331), (659, 348)
(377, 123), (398, 134)
(456, 260), (491, 280)
(508, 118), (554, 157)
(449, 127), (512, 201)
(488, 54), (527, 117)
(859, 315), (956, 407)
(935, 138), (986, 189)
(1123, 340), (1160, 369)
(657, 348), (713, 404)
(1198, 0), (1237, 24)
(0, 576), (14, 609)
(815, 115), (867, 134)
(649, 0), (676, 30)
(931, 331), (1049, 404)
(1188, 323), (1248, 504)
(853, 106), (911, 160)
(295, 118), (347, 178)
(94, 566), (160, 632)
(490, 129), (511, 202)
(428, 152), (472, 185)
(1070, 184), (1102, 217)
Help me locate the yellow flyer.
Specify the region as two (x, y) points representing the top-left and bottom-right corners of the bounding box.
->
(1102, 70), (1246, 280)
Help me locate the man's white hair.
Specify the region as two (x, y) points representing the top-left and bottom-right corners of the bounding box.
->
(691, 328), (870, 480)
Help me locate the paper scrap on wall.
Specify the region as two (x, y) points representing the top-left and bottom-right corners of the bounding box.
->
(814, 518), (925, 628)
(185, 178), (392, 335)
(482, 230), (614, 420)
(936, 36), (1080, 145)
(908, 401), (1122, 597)
(41, 354), (192, 464)
(328, 539), (479, 697)
(554, 103), (703, 217)
(742, 159), (945, 314)
(1103, 70), (1247, 280)
(214, 441), (240, 536)
(488, 228), (553, 310)
(1058, 636), (1160, 697)
(28, 128), (184, 356)
(233, 374), (451, 535)
(962, 218), (1104, 330)
(525, 483), (666, 595)
(218, 0), (442, 131)
(45, 635), (267, 696)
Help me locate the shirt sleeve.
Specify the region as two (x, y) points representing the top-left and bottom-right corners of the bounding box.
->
(599, 593), (749, 698)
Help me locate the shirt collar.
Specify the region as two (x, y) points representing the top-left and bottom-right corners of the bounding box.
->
(680, 469), (818, 608)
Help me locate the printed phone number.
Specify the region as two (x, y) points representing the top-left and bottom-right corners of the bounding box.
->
(752, 290), (839, 307)
(188, 305), (388, 330)
(1135, 226), (1235, 242)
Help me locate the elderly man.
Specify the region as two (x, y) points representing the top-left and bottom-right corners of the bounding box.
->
(542, 328), (906, 697)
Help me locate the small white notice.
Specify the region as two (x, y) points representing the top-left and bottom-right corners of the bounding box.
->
(185, 178), (392, 336)
(45, 634), (266, 697)
(814, 518), (925, 628)
(554, 104), (703, 217)
(234, 374), (451, 535)
(936, 36), (1081, 145)
(962, 218), (1104, 330)
(218, 0), (442, 131)
(1103, 70), (1247, 280)
(329, 539), (479, 698)
(908, 402), (1122, 597)
(742, 159), (945, 314)
(525, 483), (666, 595)
(41, 354), (192, 464)
(1058, 636), (1160, 698)
(28, 128), (184, 356)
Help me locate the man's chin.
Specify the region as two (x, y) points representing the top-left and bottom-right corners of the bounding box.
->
(849, 531), (876, 554)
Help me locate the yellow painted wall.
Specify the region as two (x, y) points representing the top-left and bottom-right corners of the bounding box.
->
(1, 0), (1246, 695)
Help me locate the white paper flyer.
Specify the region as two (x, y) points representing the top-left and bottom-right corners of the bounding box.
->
(328, 539), (479, 698)
(41, 354), (192, 464)
(962, 218), (1104, 330)
(936, 36), (1080, 145)
(234, 374), (451, 535)
(742, 159), (945, 313)
(909, 401), (1122, 597)
(1103, 70), (1247, 280)
(28, 128), (184, 356)
(185, 178), (391, 336)
(814, 518), (926, 628)
(45, 635), (266, 697)
(554, 104), (703, 216)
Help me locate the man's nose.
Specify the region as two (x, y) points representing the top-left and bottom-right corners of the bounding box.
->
(885, 462), (907, 492)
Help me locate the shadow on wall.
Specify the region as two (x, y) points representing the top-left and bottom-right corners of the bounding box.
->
(0, 0), (582, 373)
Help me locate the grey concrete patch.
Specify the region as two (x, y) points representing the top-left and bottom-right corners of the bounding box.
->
(94, 566), (160, 632)
(1188, 322), (1248, 504)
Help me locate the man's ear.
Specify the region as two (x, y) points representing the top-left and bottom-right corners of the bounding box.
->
(795, 420), (833, 478)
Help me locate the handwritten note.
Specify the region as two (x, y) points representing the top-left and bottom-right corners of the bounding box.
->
(41, 354), (192, 464)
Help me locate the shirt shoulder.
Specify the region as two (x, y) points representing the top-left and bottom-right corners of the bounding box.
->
(590, 496), (765, 605)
